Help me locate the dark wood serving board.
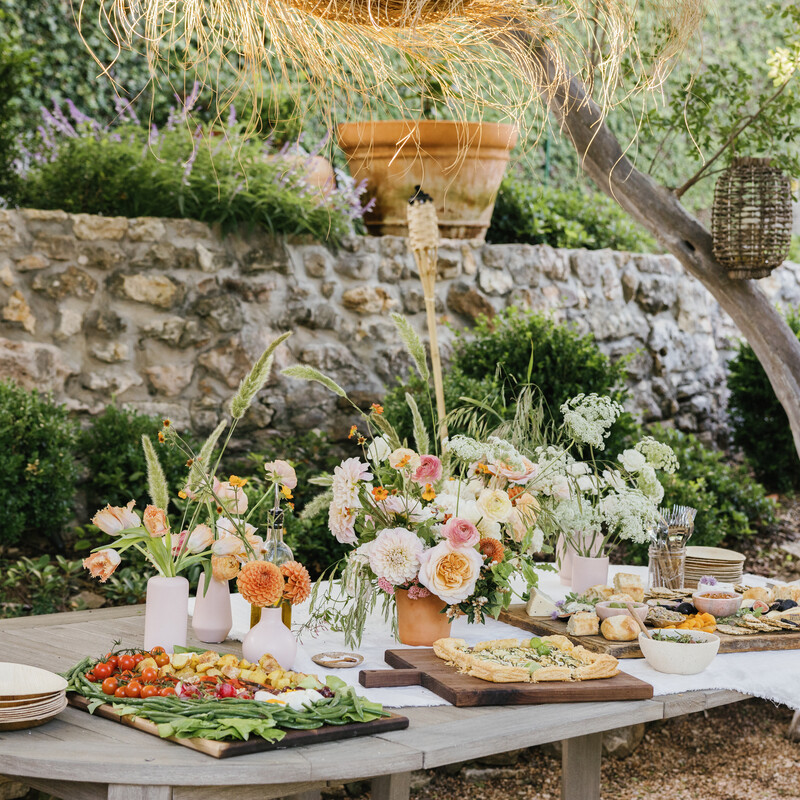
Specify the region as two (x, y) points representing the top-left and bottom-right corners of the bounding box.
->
(500, 604), (800, 659)
(359, 648), (653, 707)
(67, 693), (408, 758)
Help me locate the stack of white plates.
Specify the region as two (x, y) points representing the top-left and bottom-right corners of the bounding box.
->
(0, 662), (68, 731)
(684, 545), (746, 588)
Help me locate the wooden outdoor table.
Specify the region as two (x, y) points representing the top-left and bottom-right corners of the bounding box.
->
(0, 608), (748, 800)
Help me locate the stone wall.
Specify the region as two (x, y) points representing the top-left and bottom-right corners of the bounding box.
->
(2, 207), (800, 447)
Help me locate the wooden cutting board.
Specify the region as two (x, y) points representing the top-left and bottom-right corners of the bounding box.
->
(359, 649), (653, 707)
(67, 694), (408, 758)
(499, 604), (800, 659)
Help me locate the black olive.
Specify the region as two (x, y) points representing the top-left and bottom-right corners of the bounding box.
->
(676, 602), (697, 615)
(779, 599), (798, 611)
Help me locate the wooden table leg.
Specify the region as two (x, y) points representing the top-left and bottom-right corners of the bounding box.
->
(372, 772), (411, 800)
(561, 733), (602, 800)
(789, 710), (800, 742)
(108, 786), (172, 800)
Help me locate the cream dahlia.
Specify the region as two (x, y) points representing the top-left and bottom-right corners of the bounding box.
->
(367, 527), (425, 585)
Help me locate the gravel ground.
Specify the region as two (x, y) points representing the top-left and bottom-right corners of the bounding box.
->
(738, 496), (800, 582)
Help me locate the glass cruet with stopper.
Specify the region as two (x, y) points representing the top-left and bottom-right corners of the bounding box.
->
(263, 507), (294, 629)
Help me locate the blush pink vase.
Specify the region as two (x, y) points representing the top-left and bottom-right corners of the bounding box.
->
(143, 575), (189, 653)
(242, 606), (297, 668)
(556, 535), (575, 586)
(571, 555), (610, 595)
(192, 574), (232, 643)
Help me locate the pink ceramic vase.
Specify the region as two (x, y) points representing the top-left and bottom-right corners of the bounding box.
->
(571, 555), (610, 595)
(556, 534), (575, 586)
(192, 574), (232, 643)
(241, 606), (297, 668)
(143, 575), (189, 653)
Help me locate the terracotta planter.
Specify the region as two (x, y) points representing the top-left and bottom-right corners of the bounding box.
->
(265, 154), (335, 194)
(395, 588), (451, 646)
(337, 120), (517, 240)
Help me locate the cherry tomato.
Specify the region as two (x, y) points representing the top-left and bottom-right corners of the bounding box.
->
(150, 646), (166, 655)
(132, 653), (145, 665)
(118, 655), (135, 671)
(141, 667), (158, 683)
(114, 686), (127, 698)
(101, 677), (118, 695)
(159, 687), (175, 697)
(105, 654), (119, 668)
(85, 671), (98, 682)
(140, 685), (158, 698)
(125, 681), (142, 698)
(217, 683), (236, 698)
(94, 662), (112, 680)
(154, 653), (170, 667)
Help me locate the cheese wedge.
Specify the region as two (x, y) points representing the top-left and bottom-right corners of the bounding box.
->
(526, 588), (560, 618)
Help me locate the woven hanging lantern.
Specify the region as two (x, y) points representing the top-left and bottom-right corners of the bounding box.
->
(711, 157), (793, 280)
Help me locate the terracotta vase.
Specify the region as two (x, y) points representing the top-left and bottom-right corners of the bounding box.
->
(143, 575), (189, 653)
(395, 588), (451, 646)
(242, 606), (297, 668)
(337, 120), (517, 240)
(571, 555), (610, 595)
(192, 574), (232, 643)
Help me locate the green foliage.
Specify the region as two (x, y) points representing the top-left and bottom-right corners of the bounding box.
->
(487, 179), (656, 251)
(384, 309), (635, 455)
(0, 555), (83, 616)
(727, 309), (800, 491)
(789, 235), (800, 263)
(620, 426), (777, 564)
(15, 117), (364, 245)
(0, 18), (31, 201)
(0, 381), (78, 547)
(102, 567), (152, 606)
(80, 404), (199, 515)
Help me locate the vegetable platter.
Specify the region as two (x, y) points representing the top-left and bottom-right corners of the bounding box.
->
(63, 646), (408, 758)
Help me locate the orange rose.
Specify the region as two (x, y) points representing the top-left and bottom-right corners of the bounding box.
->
(418, 540), (483, 605)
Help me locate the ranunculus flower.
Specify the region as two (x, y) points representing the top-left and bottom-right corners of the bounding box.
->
(491, 457), (539, 484)
(214, 478), (249, 514)
(441, 517), (480, 548)
(551, 476), (572, 501)
(212, 555), (240, 581)
(186, 523), (214, 553)
(412, 455), (443, 485)
(418, 540), (483, 605)
(142, 505), (170, 538)
(388, 448), (422, 472)
(92, 500), (140, 535)
(264, 459), (298, 490)
(83, 549), (121, 582)
(476, 489), (513, 523)
(367, 436), (392, 463)
(619, 449), (647, 474)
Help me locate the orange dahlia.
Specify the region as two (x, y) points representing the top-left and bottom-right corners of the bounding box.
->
(211, 555), (240, 581)
(237, 560), (284, 607)
(478, 537), (505, 565)
(281, 560), (312, 605)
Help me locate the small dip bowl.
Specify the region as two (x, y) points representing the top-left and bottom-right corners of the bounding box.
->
(595, 600), (648, 623)
(638, 629), (720, 675)
(691, 590), (742, 618)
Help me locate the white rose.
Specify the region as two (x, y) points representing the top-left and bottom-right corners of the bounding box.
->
(476, 489), (513, 523)
(551, 476), (572, 501)
(477, 517), (502, 539)
(367, 436), (392, 463)
(567, 461), (591, 476)
(620, 449), (647, 474)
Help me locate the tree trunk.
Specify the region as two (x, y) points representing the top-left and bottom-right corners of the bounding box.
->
(491, 28), (800, 459)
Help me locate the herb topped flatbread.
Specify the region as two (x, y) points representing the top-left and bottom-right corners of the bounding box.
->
(433, 636), (620, 683)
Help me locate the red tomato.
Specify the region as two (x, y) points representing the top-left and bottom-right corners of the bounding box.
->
(140, 685), (158, 698)
(140, 667), (159, 683)
(118, 655), (136, 671)
(217, 683), (236, 698)
(159, 687), (175, 697)
(94, 662), (112, 680)
(132, 653), (145, 665)
(101, 677), (118, 695)
(114, 687), (127, 698)
(125, 681), (142, 698)
(105, 655), (119, 668)
(154, 653), (170, 667)
(150, 646), (166, 655)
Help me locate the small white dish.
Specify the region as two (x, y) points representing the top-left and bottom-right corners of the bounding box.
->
(638, 629), (720, 675)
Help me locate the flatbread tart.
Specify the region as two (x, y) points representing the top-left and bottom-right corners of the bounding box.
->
(433, 636), (620, 683)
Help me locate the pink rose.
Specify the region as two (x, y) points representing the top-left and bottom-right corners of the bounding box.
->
(441, 517), (480, 548)
(142, 505), (170, 538)
(412, 455), (443, 485)
(83, 549), (121, 582)
(264, 460), (298, 490)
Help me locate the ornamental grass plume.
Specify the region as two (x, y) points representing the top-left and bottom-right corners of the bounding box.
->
(478, 537), (505, 564)
(282, 365), (347, 397)
(237, 560), (284, 607)
(281, 560), (312, 604)
(142, 434), (170, 510)
(391, 314), (429, 382)
(230, 331), (291, 419)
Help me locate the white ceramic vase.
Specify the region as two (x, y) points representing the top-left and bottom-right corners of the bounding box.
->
(556, 534), (575, 586)
(143, 575), (189, 653)
(571, 555), (610, 595)
(241, 606), (297, 668)
(192, 574), (232, 643)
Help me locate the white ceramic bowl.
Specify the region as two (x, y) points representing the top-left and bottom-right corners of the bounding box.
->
(638, 629), (720, 675)
(595, 601), (648, 623)
(691, 590), (742, 618)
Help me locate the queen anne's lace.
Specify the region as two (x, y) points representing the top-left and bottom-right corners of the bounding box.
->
(600, 489), (658, 544)
(446, 435), (524, 469)
(635, 436), (679, 474)
(560, 393), (623, 450)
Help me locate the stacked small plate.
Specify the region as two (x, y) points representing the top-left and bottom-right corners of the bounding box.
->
(0, 662), (68, 731)
(684, 545), (746, 588)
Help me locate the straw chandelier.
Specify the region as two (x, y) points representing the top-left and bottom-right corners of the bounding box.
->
(79, 0), (706, 130)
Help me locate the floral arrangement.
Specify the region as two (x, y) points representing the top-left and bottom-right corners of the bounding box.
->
(237, 559), (311, 608)
(83, 332), (299, 586)
(282, 316), (546, 646)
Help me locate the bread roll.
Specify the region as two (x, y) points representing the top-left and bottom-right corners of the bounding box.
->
(584, 584), (614, 602)
(743, 586), (774, 604)
(613, 573), (645, 603)
(566, 611), (599, 636)
(600, 615), (640, 641)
